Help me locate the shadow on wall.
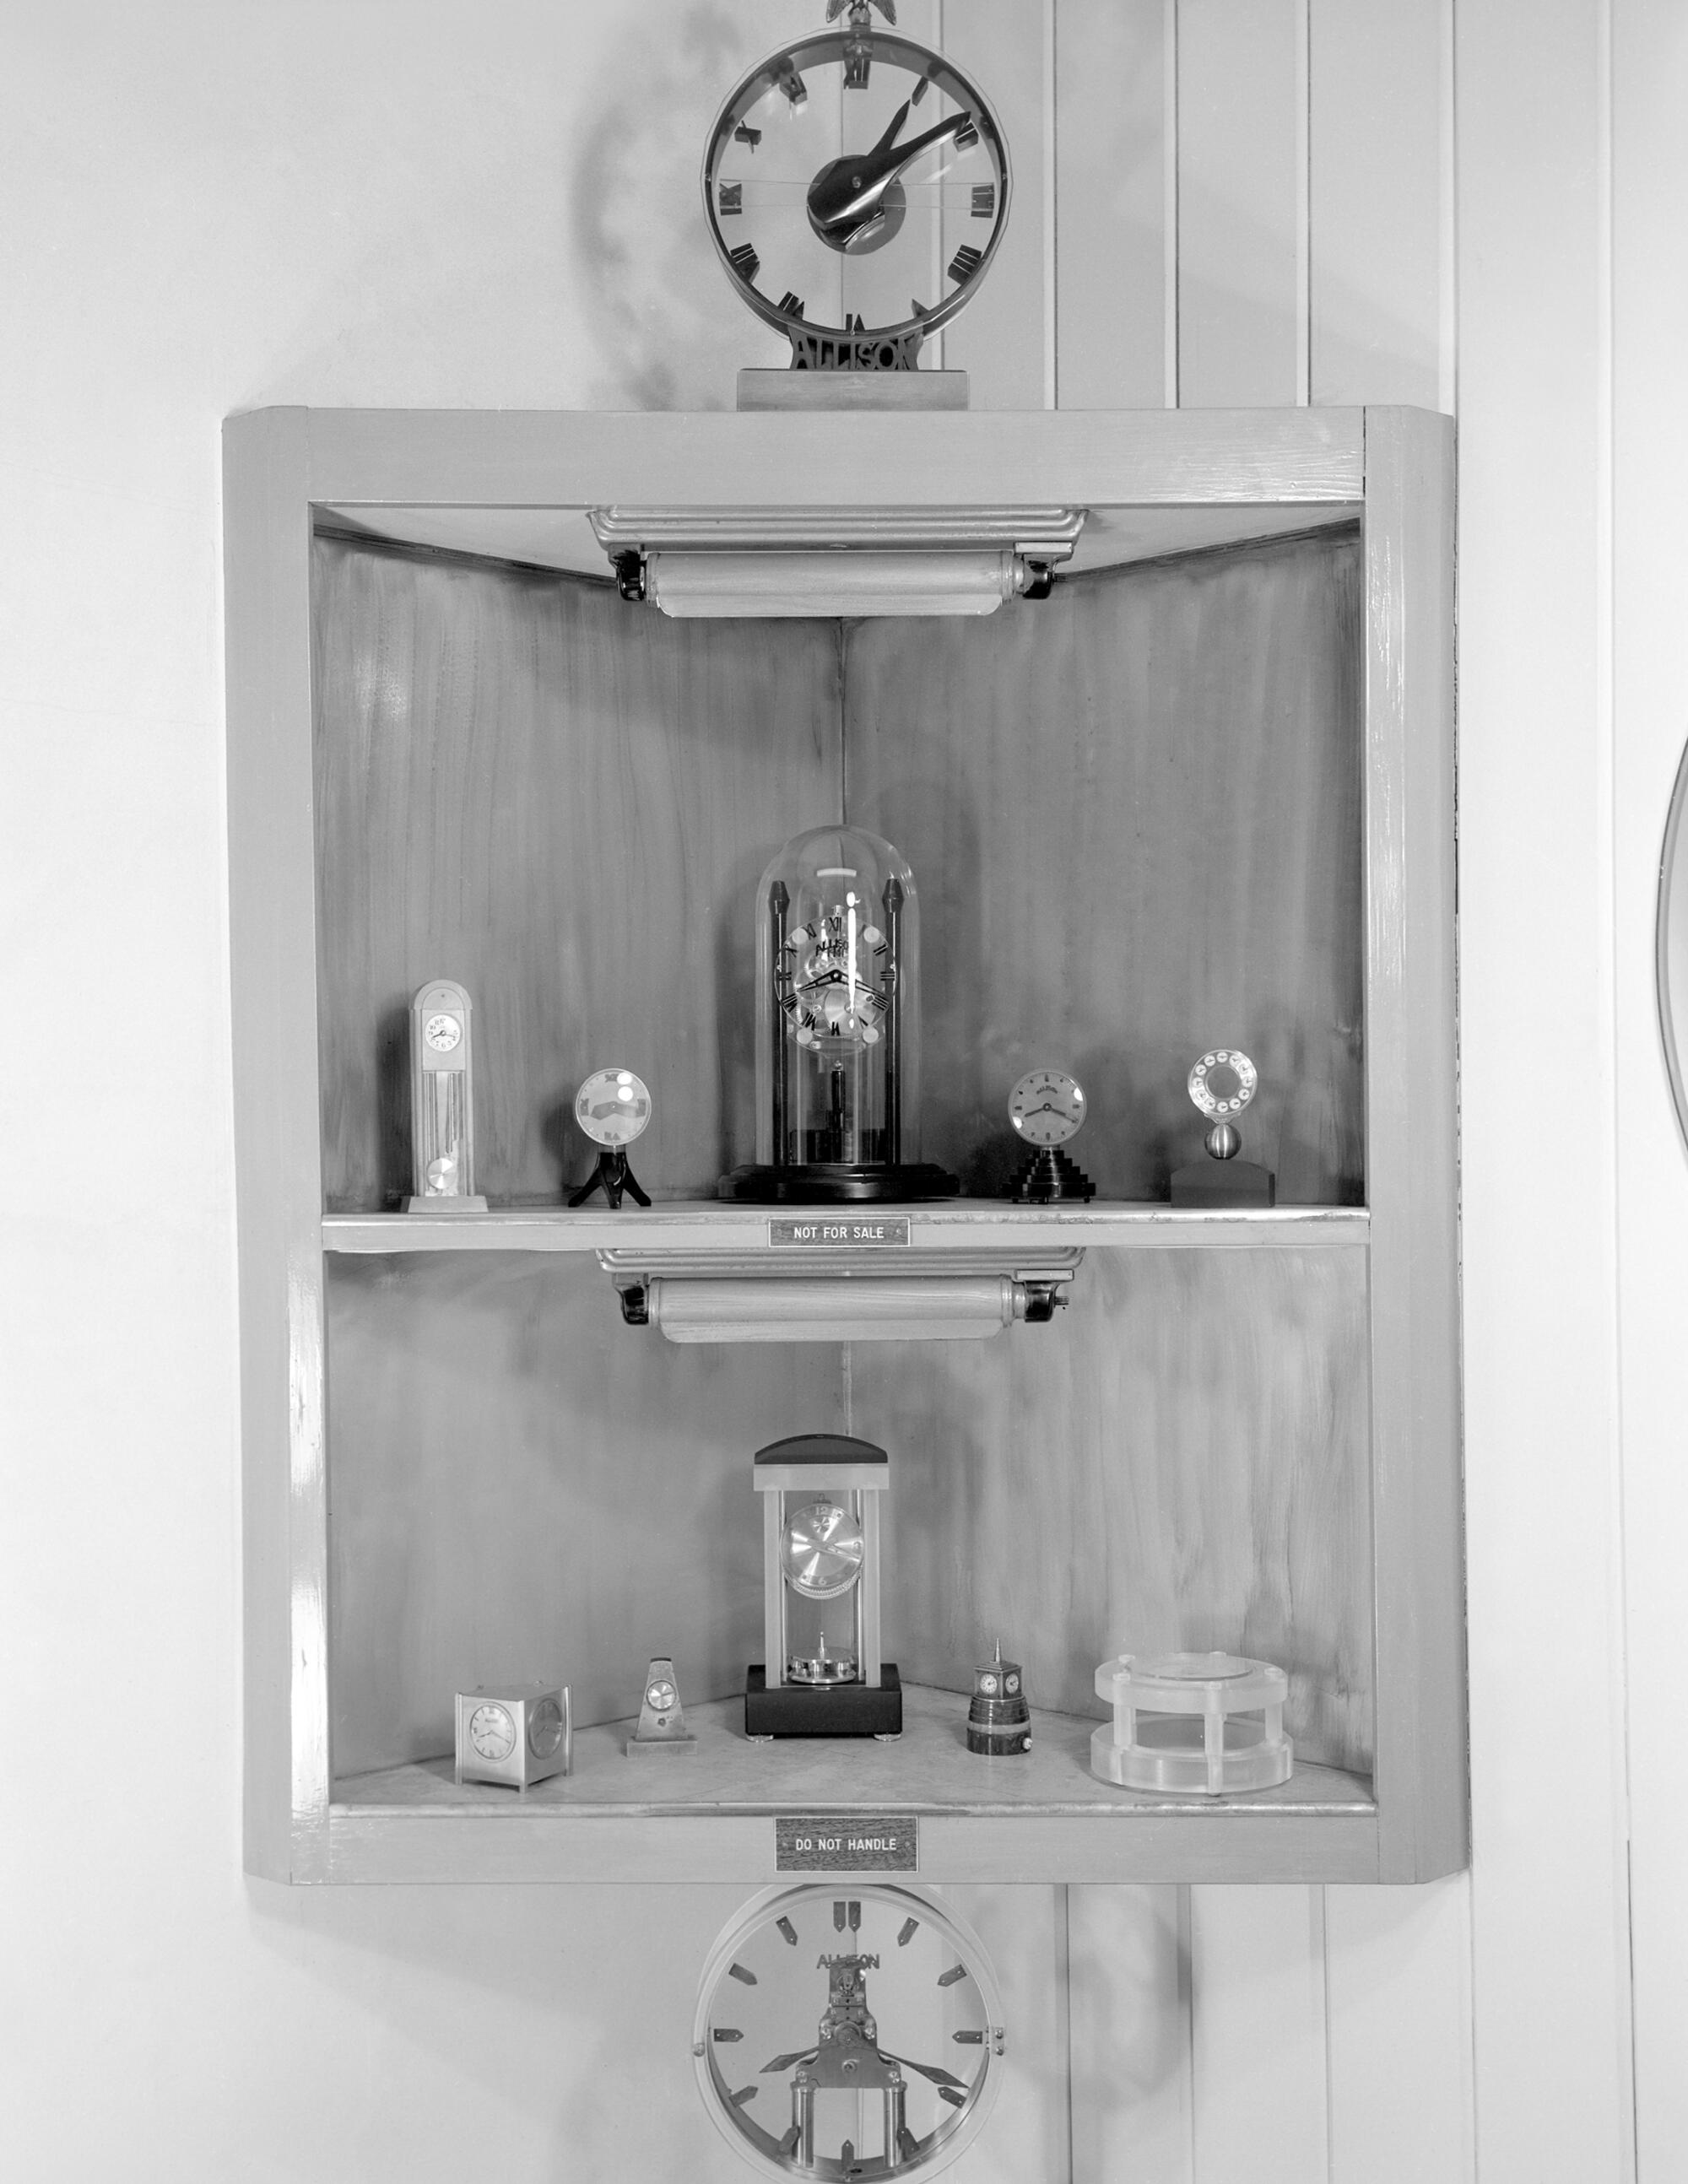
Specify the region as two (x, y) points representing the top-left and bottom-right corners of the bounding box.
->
(571, 2), (797, 408)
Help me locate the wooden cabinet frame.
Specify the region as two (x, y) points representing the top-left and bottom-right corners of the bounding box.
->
(225, 405), (1460, 1884)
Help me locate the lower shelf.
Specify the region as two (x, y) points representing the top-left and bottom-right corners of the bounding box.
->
(323, 1683), (1378, 1884)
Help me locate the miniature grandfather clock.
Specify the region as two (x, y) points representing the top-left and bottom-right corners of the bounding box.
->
(747, 1433), (901, 1738)
(720, 825), (957, 1203)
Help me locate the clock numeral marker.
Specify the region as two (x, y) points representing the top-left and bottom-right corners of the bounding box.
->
(713, 2027), (744, 2042)
(953, 2029), (984, 2044)
(728, 1961), (758, 1986)
(731, 2084), (759, 2107)
(938, 1962), (968, 1987)
(910, 70), (931, 105)
(955, 115), (981, 149)
(718, 181), (743, 215)
(776, 1916), (799, 1947)
(948, 243), (984, 284)
(939, 2085), (966, 2109)
(911, 297), (930, 321)
(833, 1899), (862, 1932)
(971, 184), (996, 218)
(777, 63), (807, 106)
(728, 241), (761, 284)
(897, 1916), (920, 1947)
(733, 122), (762, 150)
(844, 48), (871, 89)
(777, 291), (806, 321)
(779, 2127), (803, 2156)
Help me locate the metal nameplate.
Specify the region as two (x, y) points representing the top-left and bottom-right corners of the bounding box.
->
(776, 1814), (918, 1873)
(769, 1217), (911, 1248)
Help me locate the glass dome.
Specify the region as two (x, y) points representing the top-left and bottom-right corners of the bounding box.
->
(721, 824), (957, 1203)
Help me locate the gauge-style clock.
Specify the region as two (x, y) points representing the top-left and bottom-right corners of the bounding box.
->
(694, 1884), (1005, 2181)
(702, 1), (1011, 371)
(568, 1067), (653, 1210)
(1008, 1068), (1096, 1203)
(1009, 1068), (1085, 1147)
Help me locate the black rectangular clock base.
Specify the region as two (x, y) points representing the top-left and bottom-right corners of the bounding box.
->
(745, 1665), (903, 1738)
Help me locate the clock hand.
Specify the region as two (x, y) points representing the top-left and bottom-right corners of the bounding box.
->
(807, 109), (972, 249)
(762, 2048), (819, 2073)
(879, 2050), (970, 2093)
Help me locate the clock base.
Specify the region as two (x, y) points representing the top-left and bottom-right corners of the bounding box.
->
(738, 368), (970, 412)
(1169, 1157), (1275, 1208)
(745, 1663), (903, 1738)
(719, 1162), (959, 1204)
(1010, 1147), (1096, 1203)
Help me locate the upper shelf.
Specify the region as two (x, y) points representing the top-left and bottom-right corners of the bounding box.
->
(322, 1201), (1369, 1254)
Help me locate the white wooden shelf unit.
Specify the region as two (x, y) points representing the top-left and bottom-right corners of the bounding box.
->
(225, 404), (1460, 1887)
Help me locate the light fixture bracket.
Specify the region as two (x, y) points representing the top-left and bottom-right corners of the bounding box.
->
(588, 505), (1085, 619)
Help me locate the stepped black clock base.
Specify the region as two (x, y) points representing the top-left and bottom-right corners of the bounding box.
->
(745, 1663), (903, 1739)
(1010, 1146), (1096, 1203)
(719, 1164), (958, 1204)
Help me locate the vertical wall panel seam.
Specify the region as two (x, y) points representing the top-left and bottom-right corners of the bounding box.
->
(1296, 0), (1311, 403)
(1596, 0), (1639, 2165)
(1165, 0), (1181, 406)
(1319, 1884), (1336, 2183)
(1043, 0), (1058, 410)
(1439, 0), (1458, 414)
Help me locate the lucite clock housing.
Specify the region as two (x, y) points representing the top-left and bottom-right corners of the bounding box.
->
(694, 1883), (1005, 2181)
(701, 8), (1011, 368)
(720, 824), (957, 1203)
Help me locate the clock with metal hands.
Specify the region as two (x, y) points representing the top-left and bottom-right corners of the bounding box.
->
(702, 0), (1011, 371)
(1008, 1068), (1096, 1203)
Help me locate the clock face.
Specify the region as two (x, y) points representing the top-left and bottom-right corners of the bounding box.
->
(703, 25), (1011, 351)
(528, 1697), (565, 1759)
(1187, 1048), (1258, 1120)
(1009, 1069), (1087, 1147)
(781, 1499), (865, 1600)
(695, 1884), (1004, 2181)
(575, 1068), (652, 1147)
(468, 1702), (516, 1761)
(1004, 1672), (1020, 1695)
(979, 1672), (998, 1695)
(776, 907), (890, 1053)
(423, 1012), (463, 1053)
(646, 1677), (678, 1713)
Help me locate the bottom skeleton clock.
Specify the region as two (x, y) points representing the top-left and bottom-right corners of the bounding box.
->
(693, 1884), (1005, 2181)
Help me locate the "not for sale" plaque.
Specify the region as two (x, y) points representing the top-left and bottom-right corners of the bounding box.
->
(769, 1217), (911, 1248)
(775, 1813), (918, 1872)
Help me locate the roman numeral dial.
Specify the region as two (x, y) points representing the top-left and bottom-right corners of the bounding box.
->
(702, 19), (1010, 353)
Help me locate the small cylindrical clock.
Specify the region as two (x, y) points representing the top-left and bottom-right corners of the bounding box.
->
(720, 825), (957, 1204)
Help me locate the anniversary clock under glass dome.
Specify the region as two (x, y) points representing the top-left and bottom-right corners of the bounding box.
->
(702, 0), (1011, 370)
(721, 825), (957, 1203)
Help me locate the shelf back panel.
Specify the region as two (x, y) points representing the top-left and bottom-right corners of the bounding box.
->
(326, 1245), (1370, 1779)
(311, 536), (844, 1210)
(855, 1242), (1373, 1774)
(843, 527), (1365, 1203)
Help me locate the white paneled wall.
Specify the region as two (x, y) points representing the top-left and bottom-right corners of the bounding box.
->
(7, 3), (1644, 2179)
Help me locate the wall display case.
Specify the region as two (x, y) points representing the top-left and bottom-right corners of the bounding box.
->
(225, 404), (1461, 1885)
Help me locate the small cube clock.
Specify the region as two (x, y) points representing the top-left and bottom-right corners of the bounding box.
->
(455, 1684), (571, 1791)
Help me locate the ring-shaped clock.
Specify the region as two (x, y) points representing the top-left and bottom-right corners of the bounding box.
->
(702, 5), (1011, 368)
(693, 1883), (1005, 2181)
